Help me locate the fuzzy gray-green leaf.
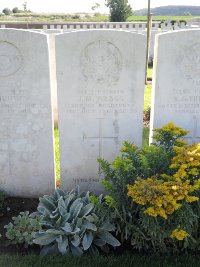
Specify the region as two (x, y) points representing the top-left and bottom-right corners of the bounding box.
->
(58, 197), (67, 217)
(82, 232), (93, 250)
(98, 230), (121, 247)
(81, 203), (94, 217)
(71, 235), (80, 247)
(70, 244), (83, 257)
(61, 223), (72, 234)
(33, 233), (57, 246)
(83, 220), (97, 231)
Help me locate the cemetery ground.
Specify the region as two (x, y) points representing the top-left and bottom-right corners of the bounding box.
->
(0, 76), (151, 265)
(1, 58), (200, 266)
(0, 69), (150, 258)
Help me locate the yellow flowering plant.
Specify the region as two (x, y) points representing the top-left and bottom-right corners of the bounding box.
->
(170, 228), (189, 241)
(98, 123), (200, 253)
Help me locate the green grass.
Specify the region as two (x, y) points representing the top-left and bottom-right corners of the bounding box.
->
(0, 13), (199, 23)
(142, 127), (150, 148)
(144, 84), (152, 112)
(127, 15), (200, 21)
(54, 128), (60, 182)
(147, 67), (153, 80)
(0, 253), (200, 267)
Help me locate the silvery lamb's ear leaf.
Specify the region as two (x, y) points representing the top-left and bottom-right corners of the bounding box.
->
(97, 230), (121, 247)
(81, 203), (94, 217)
(73, 202), (83, 219)
(52, 207), (59, 215)
(71, 235), (80, 247)
(62, 213), (70, 222)
(65, 194), (75, 210)
(93, 238), (106, 247)
(85, 191), (90, 202)
(83, 220), (97, 231)
(89, 244), (99, 255)
(84, 215), (95, 223)
(61, 222), (72, 233)
(50, 213), (59, 220)
(71, 227), (81, 234)
(40, 243), (59, 256)
(33, 232), (57, 245)
(69, 198), (82, 214)
(39, 196), (56, 211)
(58, 197), (67, 217)
(70, 244), (83, 257)
(56, 216), (62, 227)
(101, 222), (115, 232)
(74, 185), (80, 196)
(54, 189), (66, 199)
(46, 229), (63, 235)
(40, 220), (54, 228)
(91, 213), (98, 221)
(82, 231), (93, 251)
(57, 237), (69, 255)
(37, 206), (48, 215)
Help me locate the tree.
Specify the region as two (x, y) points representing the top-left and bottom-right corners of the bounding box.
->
(2, 8), (11, 15)
(106, 0), (132, 22)
(91, 2), (100, 11)
(23, 1), (27, 12)
(12, 7), (20, 13)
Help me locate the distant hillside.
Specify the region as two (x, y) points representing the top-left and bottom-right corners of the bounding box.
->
(134, 5), (200, 16)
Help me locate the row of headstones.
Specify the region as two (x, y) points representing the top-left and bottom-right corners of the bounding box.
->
(0, 28), (199, 198)
(42, 22), (197, 31)
(1, 21), (198, 31)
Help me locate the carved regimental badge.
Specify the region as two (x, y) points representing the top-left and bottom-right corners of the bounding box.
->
(0, 41), (23, 77)
(80, 39), (122, 86)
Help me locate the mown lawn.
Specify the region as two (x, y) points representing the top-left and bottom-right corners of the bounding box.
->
(0, 253), (200, 267)
(0, 13), (199, 23)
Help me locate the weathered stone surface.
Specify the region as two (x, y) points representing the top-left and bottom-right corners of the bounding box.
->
(0, 29), (55, 197)
(150, 29), (200, 144)
(56, 30), (146, 194)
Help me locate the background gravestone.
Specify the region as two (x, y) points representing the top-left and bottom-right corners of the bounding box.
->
(150, 29), (200, 143)
(0, 29), (55, 197)
(56, 30), (146, 194)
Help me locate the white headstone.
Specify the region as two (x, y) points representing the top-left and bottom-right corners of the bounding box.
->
(56, 30), (146, 194)
(0, 29), (55, 197)
(150, 29), (200, 144)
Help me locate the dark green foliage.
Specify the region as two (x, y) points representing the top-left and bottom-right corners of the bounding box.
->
(106, 0), (132, 22)
(12, 7), (20, 13)
(4, 211), (42, 247)
(2, 8), (11, 15)
(0, 191), (6, 215)
(131, 204), (199, 253)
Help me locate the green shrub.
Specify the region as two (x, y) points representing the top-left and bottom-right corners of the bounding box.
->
(33, 187), (120, 256)
(99, 122), (200, 253)
(4, 211), (42, 247)
(0, 191), (6, 215)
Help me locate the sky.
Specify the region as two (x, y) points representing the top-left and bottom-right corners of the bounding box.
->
(0, 0), (199, 14)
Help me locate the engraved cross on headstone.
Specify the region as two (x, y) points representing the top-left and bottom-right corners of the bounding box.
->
(184, 116), (200, 144)
(83, 118), (118, 176)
